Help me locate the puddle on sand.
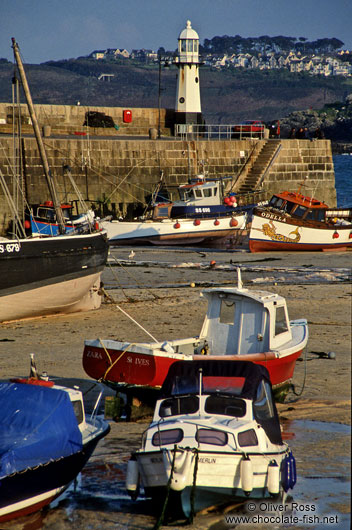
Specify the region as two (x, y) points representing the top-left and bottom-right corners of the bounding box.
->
(2, 420), (350, 530)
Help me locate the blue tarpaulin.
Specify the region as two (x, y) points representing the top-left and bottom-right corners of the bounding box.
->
(0, 382), (83, 478)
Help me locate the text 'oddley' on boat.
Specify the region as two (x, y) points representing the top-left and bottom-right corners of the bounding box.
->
(0, 39), (109, 323)
(83, 269), (308, 402)
(0, 356), (110, 523)
(249, 188), (352, 252)
(125, 360), (296, 522)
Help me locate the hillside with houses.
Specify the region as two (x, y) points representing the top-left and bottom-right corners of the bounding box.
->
(88, 35), (352, 78)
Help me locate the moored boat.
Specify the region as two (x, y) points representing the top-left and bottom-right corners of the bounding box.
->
(0, 373), (110, 522)
(249, 190), (352, 252)
(126, 360), (296, 521)
(83, 270), (308, 401)
(0, 38), (109, 323)
(100, 207), (247, 246)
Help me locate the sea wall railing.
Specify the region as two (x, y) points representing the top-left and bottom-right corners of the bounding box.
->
(174, 123), (267, 141)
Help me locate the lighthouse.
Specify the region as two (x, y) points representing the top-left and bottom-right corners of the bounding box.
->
(174, 20), (203, 127)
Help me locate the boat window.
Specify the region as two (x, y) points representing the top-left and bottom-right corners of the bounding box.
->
(152, 428), (183, 446)
(196, 428), (228, 446)
(316, 209), (326, 222)
(170, 375), (199, 395)
(220, 299), (235, 324)
(195, 190), (203, 198)
(285, 201), (296, 214)
(304, 209), (315, 220)
(293, 205), (307, 218)
(72, 400), (84, 425)
(238, 428), (258, 447)
(37, 208), (56, 221)
(159, 396), (199, 417)
(269, 196), (284, 209)
(253, 381), (275, 420)
(205, 395), (246, 417)
(203, 188), (212, 198)
(274, 306), (288, 335)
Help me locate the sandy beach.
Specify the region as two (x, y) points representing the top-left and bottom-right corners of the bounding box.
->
(0, 248), (350, 530)
(1, 248), (350, 423)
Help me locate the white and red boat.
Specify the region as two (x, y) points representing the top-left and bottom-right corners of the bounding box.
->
(249, 190), (352, 252)
(101, 204), (247, 246)
(83, 271), (308, 401)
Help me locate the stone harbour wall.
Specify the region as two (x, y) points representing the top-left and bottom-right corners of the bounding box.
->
(0, 135), (336, 235)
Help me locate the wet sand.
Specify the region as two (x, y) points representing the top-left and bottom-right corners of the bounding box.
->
(0, 248), (350, 529)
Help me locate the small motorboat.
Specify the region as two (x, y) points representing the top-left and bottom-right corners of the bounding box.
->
(126, 360), (296, 521)
(83, 270), (308, 401)
(0, 368), (110, 522)
(249, 190), (352, 252)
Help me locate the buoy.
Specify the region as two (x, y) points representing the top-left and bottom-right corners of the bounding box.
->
(282, 451), (297, 492)
(240, 456), (253, 495)
(224, 197), (231, 205)
(267, 460), (280, 496)
(214, 219), (220, 226)
(174, 222), (181, 229)
(332, 231), (339, 239)
(190, 282), (195, 288)
(210, 260), (216, 268)
(230, 218), (238, 227)
(328, 351), (336, 359)
(24, 220), (31, 229)
(349, 232), (352, 239)
(194, 219), (201, 226)
(126, 457), (139, 500)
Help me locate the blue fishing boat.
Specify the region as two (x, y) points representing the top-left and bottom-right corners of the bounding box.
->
(0, 376), (110, 522)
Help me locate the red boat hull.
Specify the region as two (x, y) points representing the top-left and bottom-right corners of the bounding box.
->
(82, 344), (303, 392)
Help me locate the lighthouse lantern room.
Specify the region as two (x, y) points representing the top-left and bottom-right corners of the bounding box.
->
(174, 20), (203, 127)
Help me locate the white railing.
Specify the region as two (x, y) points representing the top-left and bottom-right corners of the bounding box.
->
(174, 123), (266, 140)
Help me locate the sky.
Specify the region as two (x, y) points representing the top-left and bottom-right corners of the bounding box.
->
(1, 0), (351, 64)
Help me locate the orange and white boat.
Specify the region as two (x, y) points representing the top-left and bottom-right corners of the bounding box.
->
(249, 190), (352, 252)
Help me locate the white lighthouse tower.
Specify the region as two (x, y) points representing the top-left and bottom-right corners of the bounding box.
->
(174, 20), (203, 126)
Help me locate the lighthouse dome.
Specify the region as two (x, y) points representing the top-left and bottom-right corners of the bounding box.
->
(178, 20), (199, 40)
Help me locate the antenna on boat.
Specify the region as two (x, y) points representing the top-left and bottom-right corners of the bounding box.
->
(198, 368), (203, 416)
(11, 38), (66, 234)
(237, 267), (243, 290)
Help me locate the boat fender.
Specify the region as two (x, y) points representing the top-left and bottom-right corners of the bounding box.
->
(240, 455), (253, 496)
(281, 451), (296, 492)
(230, 217), (238, 227)
(170, 450), (194, 491)
(267, 460), (280, 496)
(126, 456), (140, 500)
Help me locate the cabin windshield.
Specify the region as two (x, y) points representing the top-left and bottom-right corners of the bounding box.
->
(292, 205), (307, 218)
(220, 299), (236, 324)
(159, 396), (199, 417)
(305, 209), (326, 222)
(37, 208), (56, 221)
(269, 196), (284, 209)
(72, 399), (84, 425)
(178, 188), (192, 201)
(205, 395), (246, 417)
(274, 306), (289, 336)
(253, 381), (274, 420)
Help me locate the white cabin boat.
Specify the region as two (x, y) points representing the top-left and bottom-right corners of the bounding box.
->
(126, 360), (296, 520)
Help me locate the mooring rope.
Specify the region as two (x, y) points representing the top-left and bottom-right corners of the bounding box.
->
(153, 446), (177, 530)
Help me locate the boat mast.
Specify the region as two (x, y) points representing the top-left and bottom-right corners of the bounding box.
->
(11, 38), (66, 233)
